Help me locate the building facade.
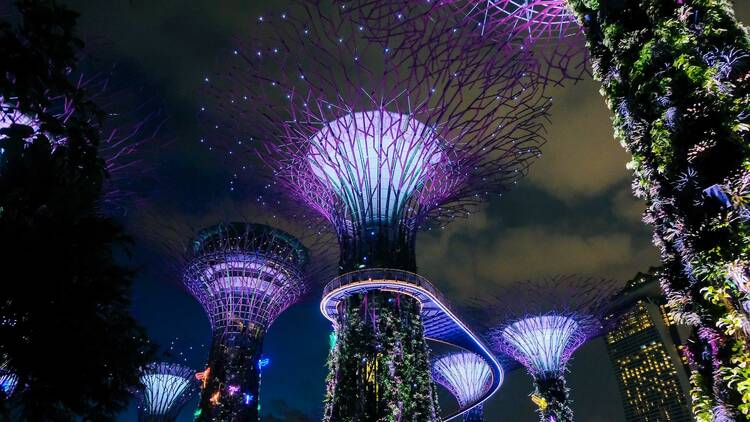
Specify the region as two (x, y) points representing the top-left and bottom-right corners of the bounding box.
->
(606, 271), (693, 422)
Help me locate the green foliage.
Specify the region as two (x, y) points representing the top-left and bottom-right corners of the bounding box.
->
(691, 372), (715, 422)
(0, 1), (153, 419)
(323, 292), (439, 422)
(533, 375), (573, 422)
(565, 0), (750, 418)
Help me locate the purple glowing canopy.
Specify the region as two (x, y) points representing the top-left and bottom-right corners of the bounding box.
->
(0, 358), (17, 397)
(432, 352), (497, 407)
(499, 314), (587, 376)
(136, 362), (198, 420)
(183, 222), (309, 334)
(202, 0), (550, 240)
(482, 276), (622, 378)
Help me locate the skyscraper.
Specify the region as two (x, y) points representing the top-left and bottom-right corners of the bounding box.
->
(606, 271), (692, 422)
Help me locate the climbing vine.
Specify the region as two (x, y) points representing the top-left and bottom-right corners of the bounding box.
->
(323, 291), (440, 422)
(564, 0), (750, 418)
(531, 375), (574, 422)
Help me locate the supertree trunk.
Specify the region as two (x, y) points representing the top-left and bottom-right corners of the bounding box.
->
(324, 290), (440, 422)
(197, 328), (263, 422)
(533, 376), (573, 422)
(322, 224), (440, 421)
(562, 0), (750, 418)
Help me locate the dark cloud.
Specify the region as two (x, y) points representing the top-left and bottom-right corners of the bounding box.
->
(528, 78), (632, 201)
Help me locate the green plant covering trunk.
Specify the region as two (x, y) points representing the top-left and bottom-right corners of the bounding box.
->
(323, 291), (440, 422)
(563, 0), (750, 418)
(197, 328), (263, 422)
(532, 375), (573, 422)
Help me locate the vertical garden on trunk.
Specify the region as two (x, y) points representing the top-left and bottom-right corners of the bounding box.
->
(564, 0), (750, 418)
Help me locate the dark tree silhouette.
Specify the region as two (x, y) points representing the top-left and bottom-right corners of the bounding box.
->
(0, 1), (154, 420)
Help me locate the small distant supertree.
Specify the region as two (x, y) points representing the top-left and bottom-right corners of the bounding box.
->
(200, 2), (549, 420)
(432, 352), (497, 422)
(184, 222), (309, 422)
(0, 358), (17, 399)
(135, 362), (198, 422)
(480, 276), (621, 422)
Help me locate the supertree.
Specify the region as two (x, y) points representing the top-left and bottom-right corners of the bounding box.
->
(476, 276), (621, 422)
(200, 1), (549, 419)
(432, 352), (498, 422)
(135, 362), (198, 422)
(183, 222), (310, 422)
(385, 0), (750, 418)
(0, 358), (17, 399)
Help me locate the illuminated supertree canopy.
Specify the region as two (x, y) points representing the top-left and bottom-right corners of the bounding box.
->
(135, 362), (198, 422)
(183, 222), (309, 422)
(479, 276), (622, 422)
(202, 1), (549, 273)
(432, 352), (497, 422)
(185, 222), (308, 332)
(200, 2), (548, 420)
(0, 358), (17, 399)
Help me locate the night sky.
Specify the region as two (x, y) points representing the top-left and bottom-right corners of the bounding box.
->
(56, 1), (750, 421)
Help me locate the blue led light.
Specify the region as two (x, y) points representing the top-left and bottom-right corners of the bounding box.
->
(257, 357), (270, 369)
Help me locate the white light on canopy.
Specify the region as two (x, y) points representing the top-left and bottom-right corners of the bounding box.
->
(307, 110), (442, 224)
(141, 373), (192, 415)
(502, 315), (579, 375)
(433, 352), (493, 406)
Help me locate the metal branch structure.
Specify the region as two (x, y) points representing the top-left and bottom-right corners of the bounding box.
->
(432, 352), (497, 422)
(482, 276), (622, 422)
(135, 362), (198, 422)
(336, 0), (588, 86)
(200, 2), (549, 420)
(0, 74), (163, 213)
(442, 0), (580, 41)
(184, 222), (309, 422)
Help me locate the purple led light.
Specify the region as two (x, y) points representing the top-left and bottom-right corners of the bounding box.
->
(432, 352), (496, 407)
(335, 0), (588, 87)
(307, 110), (445, 224)
(202, 1), (550, 247)
(500, 315), (585, 376)
(482, 276), (621, 378)
(183, 223), (309, 334)
(444, 0), (579, 41)
(0, 74), (163, 213)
